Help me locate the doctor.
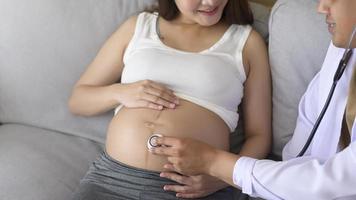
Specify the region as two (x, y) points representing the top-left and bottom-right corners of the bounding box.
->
(150, 0), (356, 199)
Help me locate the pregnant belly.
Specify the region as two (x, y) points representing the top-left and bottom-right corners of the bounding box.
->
(105, 99), (231, 172)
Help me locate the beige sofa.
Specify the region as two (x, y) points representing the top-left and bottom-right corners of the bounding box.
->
(0, 0), (329, 199)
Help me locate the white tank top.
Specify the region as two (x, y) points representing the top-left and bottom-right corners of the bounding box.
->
(115, 12), (252, 132)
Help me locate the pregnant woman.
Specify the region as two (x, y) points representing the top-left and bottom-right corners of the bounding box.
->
(69, 0), (271, 199)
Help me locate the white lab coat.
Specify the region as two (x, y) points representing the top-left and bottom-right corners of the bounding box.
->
(233, 43), (356, 200)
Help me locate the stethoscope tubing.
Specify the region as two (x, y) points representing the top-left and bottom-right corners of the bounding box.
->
(297, 26), (356, 157)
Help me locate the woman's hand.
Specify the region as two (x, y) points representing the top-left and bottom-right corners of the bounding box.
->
(113, 80), (179, 110)
(150, 137), (217, 175)
(159, 173), (228, 199)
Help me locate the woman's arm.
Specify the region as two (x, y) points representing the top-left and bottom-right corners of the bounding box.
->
(68, 16), (179, 116)
(68, 16), (137, 116)
(239, 29), (272, 158)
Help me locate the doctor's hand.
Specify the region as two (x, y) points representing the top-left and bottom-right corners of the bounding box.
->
(149, 136), (217, 176)
(159, 173), (228, 199)
(112, 80), (179, 110)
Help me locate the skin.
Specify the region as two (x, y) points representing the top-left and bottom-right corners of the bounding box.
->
(150, 0), (356, 190)
(68, 0), (271, 198)
(318, 0), (356, 48)
(174, 0), (228, 26)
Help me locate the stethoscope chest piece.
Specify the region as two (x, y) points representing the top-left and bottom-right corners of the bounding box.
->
(147, 133), (163, 150)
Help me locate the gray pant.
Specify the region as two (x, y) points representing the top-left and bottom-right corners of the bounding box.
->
(71, 151), (238, 200)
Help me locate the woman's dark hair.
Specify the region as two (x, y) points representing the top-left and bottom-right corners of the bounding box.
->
(157, 0), (254, 25)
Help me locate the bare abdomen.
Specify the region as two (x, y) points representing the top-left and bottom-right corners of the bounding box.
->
(105, 99), (230, 172)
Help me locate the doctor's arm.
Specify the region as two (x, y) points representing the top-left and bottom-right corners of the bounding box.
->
(152, 135), (356, 200)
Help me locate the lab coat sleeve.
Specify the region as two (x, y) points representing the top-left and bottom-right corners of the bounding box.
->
(233, 143), (356, 200)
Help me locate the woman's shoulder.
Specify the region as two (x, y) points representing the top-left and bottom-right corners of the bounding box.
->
(114, 12), (154, 38)
(119, 12), (157, 32)
(107, 15), (139, 49)
(242, 28), (269, 74)
(227, 24), (253, 45)
(224, 25), (258, 55)
(134, 11), (158, 23)
(117, 15), (139, 34)
(247, 28), (264, 41)
(243, 28), (266, 52)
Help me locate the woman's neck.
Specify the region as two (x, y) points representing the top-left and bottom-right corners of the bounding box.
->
(170, 14), (226, 33)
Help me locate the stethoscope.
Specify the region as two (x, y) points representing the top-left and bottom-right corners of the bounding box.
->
(297, 26), (356, 157)
(147, 133), (163, 150)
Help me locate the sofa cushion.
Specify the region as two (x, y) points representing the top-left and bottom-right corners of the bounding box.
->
(0, 0), (269, 144)
(250, 1), (270, 42)
(0, 124), (103, 200)
(0, 0), (156, 143)
(269, 0), (330, 157)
